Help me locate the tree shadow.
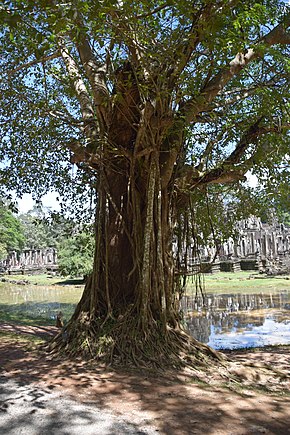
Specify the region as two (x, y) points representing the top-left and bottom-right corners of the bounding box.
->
(54, 278), (85, 286)
(0, 374), (152, 435)
(0, 333), (290, 434)
(0, 302), (77, 326)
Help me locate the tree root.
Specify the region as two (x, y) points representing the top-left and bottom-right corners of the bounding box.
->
(47, 313), (225, 371)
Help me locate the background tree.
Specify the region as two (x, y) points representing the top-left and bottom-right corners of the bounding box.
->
(0, 201), (25, 260)
(57, 229), (94, 279)
(0, 0), (289, 368)
(19, 205), (74, 249)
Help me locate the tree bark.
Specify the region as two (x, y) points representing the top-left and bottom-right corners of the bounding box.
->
(49, 49), (228, 368)
(51, 124), (221, 367)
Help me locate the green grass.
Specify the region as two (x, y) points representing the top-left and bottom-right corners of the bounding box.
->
(6, 271), (290, 293)
(186, 271), (290, 294)
(2, 273), (83, 286)
(0, 330), (46, 348)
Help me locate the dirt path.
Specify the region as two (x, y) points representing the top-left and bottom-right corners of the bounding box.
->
(0, 373), (158, 434)
(0, 322), (289, 435)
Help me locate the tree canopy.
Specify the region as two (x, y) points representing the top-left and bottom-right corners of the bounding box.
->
(0, 201), (25, 259)
(18, 205), (74, 249)
(0, 1), (289, 202)
(0, 0), (289, 367)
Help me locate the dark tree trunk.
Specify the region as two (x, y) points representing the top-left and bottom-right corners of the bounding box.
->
(51, 146), (221, 368)
(50, 63), (222, 368)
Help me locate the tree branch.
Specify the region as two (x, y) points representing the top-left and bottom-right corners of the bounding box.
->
(179, 119), (290, 189)
(224, 116), (264, 165)
(196, 129), (228, 172)
(47, 109), (82, 126)
(65, 139), (100, 167)
(135, 3), (170, 19)
(169, 0), (239, 87)
(182, 12), (290, 123)
(58, 40), (99, 155)
(109, 5), (144, 68)
(76, 38), (110, 132)
(8, 51), (60, 76)
(65, 7), (111, 133)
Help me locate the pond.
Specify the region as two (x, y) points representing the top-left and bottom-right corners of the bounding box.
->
(1, 275), (290, 350)
(0, 282), (83, 325)
(184, 278), (290, 350)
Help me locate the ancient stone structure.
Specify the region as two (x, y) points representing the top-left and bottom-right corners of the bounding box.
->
(181, 216), (290, 274)
(219, 216), (290, 273)
(1, 248), (58, 274)
(1, 216), (290, 275)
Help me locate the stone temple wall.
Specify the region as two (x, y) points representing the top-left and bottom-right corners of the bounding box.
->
(1, 248), (58, 274)
(220, 216), (290, 260)
(178, 216), (290, 274)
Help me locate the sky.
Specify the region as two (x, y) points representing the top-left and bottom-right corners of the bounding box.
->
(16, 191), (61, 214)
(246, 172), (258, 188)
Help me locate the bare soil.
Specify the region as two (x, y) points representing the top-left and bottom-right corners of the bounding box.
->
(0, 322), (289, 435)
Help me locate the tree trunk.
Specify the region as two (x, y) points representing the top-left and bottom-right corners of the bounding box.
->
(51, 145), (221, 368)
(49, 62), (222, 368)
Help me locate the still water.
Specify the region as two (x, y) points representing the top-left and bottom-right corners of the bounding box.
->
(184, 287), (290, 349)
(0, 282), (82, 325)
(1, 280), (290, 349)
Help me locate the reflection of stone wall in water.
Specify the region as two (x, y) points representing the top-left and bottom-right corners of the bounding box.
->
(1, 248), (58, 273)
(183, 216), (290, 273)
(185, 290), (289, 343)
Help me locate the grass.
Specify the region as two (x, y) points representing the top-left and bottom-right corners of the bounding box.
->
(0, 330), (46, 351)
(4, 271), (290, 293)
(186, 271), (290, 294)
(2, 273), (84, 286)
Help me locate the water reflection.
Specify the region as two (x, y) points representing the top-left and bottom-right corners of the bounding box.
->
(0, 283), (83, 324)
(184, 290), (290, 349)
(1, 282), (290, 348)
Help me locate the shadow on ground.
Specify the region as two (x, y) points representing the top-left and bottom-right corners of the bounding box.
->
(0, 374), (153, 435)
(0, 327), (289, 434)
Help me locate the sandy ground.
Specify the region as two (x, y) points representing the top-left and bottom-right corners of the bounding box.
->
(0, 322), (289, 435)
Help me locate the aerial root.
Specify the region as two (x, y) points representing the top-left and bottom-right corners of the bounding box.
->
(46, 315), (224, 370)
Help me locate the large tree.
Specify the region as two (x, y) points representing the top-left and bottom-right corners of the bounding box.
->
(0, 0), (289, 367)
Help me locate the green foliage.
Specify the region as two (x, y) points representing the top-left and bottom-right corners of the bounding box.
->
(0, 0), (289, 245)
(0, 243), (7, 261)
(18, 205), (74, 249)
(281, 213), (290, 226)
(57, 230), (94, 278)
(192, 184), (268, 245)
(0, 201), (25, 256)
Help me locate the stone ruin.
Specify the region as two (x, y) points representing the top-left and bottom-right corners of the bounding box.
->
(220, 216), (290, 273)
(180, 216), (290, 274)
(1, 248), (58, 274)
(1, 216), (290, 275)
